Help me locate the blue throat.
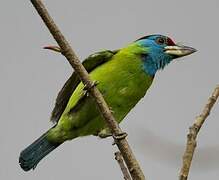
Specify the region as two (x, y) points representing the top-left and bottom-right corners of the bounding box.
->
(141, 53), (172, 76)
(136, 39), (173, 76)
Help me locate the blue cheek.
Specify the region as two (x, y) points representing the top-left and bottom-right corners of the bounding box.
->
(141, 49), (172, 76)
(136, 39), (173, 76)
(141, 55), (157, 76)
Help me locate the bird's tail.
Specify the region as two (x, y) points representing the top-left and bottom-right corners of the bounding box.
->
(19, 128), (62, 171)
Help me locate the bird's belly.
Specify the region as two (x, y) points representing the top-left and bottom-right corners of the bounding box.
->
(73, 72), (152, 137)
(56, 56), (153, 139)
(103, 84), (146, 121)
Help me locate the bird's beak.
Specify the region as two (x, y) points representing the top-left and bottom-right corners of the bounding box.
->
(164, 45), (197, 58)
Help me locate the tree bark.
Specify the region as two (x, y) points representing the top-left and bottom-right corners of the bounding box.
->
(179, 85), (219, 180)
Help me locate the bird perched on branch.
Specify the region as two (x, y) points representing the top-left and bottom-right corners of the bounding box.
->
(19, 34), (196, 171)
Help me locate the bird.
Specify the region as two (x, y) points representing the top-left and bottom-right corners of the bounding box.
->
(19, 34), (196, 171)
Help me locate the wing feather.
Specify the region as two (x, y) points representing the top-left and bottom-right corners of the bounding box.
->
(50, 50), (119, 123)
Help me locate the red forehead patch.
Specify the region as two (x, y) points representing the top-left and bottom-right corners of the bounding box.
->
(167, 38), (175, 46)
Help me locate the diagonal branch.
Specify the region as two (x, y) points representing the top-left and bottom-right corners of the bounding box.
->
(30, 0), (145, 179)
(179, 85), (219, 180)
(115, 151), (132, 180)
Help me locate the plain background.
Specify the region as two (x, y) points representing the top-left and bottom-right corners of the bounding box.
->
(1, 0), (219, 179)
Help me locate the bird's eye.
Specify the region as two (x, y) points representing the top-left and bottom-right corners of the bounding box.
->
(156, 37), (166, 45)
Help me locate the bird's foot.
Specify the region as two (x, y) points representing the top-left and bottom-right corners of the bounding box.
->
(113, 132), (128, 140)
(97, 128), (127, 143)
(83, 80), (99, 91)
(109, 106), (114, 114)
(98, 132), (112, 139)
(98, 130), (127, 145)
(112, 132), (128, 145)
(83, 81), (99, 96)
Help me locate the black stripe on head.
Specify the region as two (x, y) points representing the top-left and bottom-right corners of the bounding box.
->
(135, 34), (165, 41)
(135, 34), (176, 45)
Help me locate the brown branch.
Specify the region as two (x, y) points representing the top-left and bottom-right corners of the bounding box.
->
(115, 151), (132, 180)
(30, 1), (145, 179)
(179, 85), (219, 180)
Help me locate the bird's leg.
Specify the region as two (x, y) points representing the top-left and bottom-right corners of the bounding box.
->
(98, 129), (128, 146)
(98, 128), (112, 138)
(98, 131), (127, 140)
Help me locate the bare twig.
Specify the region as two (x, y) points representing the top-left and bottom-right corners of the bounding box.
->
(115, 151), (132, 180)
(179, 85), (219, 180)
(30, 1), (145, 179)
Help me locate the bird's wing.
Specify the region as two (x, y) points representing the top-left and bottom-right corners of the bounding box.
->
(50, 49), (119, 123)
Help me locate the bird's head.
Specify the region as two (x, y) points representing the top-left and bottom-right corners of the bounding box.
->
(135, 34), (196, 76)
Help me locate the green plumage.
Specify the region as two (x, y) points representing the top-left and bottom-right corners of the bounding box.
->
(47, 44), (153, 143)
(19, 34), (196, 171)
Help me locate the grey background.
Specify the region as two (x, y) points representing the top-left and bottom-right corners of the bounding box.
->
(0, 0), (219, 179)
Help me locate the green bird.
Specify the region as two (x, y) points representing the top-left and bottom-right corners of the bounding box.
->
(19, 34), (196, 171)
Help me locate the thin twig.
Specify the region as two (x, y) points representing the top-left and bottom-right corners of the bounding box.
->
(179, 85), (219, 180)
(30, 1), (145, 179)
(115, 151), (132, 180)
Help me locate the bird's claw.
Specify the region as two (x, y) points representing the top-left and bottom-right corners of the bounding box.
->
(83, 80), (99, 91)
(109, 106), (114, 114)
(112, 132), (128, 145)
(97, 131), (128, 145)
(113, 132), (128, 140)
(83, 81), (99, 96)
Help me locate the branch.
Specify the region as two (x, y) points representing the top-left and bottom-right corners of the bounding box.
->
(30, 1), (145, 179)
(179, 85), (219, 180)
(115, 151), (132, 180)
